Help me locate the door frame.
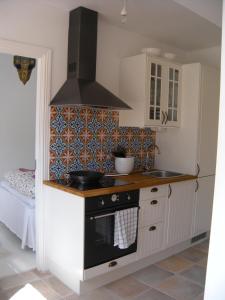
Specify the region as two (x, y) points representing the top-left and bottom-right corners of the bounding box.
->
(0, 38), (51, 270)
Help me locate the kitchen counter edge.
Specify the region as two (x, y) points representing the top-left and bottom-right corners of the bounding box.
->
(43, 173), (197, 198)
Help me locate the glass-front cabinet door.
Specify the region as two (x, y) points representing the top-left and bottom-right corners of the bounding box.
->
(146, 61), (164, 126)
(145, 59), (181, 127)
(164, 65), (181, 127)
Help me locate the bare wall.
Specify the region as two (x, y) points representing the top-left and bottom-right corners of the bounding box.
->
(0, 53), (36, 179)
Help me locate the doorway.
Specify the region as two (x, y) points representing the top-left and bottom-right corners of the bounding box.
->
(0, 38), (51, 272)
(0, 52), (37, 277)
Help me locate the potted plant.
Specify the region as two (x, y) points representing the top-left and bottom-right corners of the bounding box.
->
(112, 146), (134, 174)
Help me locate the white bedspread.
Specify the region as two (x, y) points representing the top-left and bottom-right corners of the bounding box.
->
(4, 169), (35, 199)
(0, 182), (35, 250)
(0, 181), (35, 208)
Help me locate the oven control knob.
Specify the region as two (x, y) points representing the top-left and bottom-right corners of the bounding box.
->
(127, 194), (131, 201)
(111, 194), (118, 202)
(98, 199), (105, 206)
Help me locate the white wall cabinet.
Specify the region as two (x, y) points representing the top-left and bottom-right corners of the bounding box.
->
(166, 180), (195, 247)
(192, 176), (215, 237)
(119, 54), (181, 128)
(156, 63), (220, 177)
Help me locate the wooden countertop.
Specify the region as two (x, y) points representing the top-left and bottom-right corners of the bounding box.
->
(43, 172), (197, 198)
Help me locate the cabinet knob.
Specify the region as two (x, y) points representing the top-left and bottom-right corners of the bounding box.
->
(196, 164), (200, 177)
(149, 226), (156, 231)
(151, 200), (158, 205)
(108, 261), (117, 267)
(161, 111), (166, 124)
(168, 184), (172, 198)
(151, 187), (158, 193)
(195, 180), (199, 193)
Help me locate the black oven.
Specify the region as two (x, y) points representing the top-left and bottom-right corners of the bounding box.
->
(84, 190), (139, 269)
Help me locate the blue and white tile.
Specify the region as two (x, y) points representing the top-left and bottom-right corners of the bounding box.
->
(51, 114), (68, 135)
(50, 137), (67, 157)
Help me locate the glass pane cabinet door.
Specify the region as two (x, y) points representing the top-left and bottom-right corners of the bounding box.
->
(149, 63), (162, 123)
(166, 67), (180, 124)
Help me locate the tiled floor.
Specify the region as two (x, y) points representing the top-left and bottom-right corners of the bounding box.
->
(0, 240), (209, 300)
(0, 222), (36, 278)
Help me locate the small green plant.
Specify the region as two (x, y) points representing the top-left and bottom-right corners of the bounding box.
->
(112, 145), (127, 158)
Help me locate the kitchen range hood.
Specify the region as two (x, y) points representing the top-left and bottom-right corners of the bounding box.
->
(50, 7), (131, 110)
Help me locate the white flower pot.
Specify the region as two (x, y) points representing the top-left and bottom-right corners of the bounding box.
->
(115, 157), (134, 174)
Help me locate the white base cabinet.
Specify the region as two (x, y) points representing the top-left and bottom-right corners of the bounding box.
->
(138, 222), (165, 258)
(44, 179), (202, 295)
(138, 185), (168, 258)
(165, 181), (195, 248)
(192, 176), (215, 236)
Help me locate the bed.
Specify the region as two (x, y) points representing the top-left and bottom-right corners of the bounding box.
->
(0, 170), (35, 251)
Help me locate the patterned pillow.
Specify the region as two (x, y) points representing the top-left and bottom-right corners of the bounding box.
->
(4, 169), (35, 199)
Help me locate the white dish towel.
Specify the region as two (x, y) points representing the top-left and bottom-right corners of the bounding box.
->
(114, 207), (138, 249)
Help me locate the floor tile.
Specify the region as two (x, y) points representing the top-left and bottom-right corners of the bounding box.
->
(0, 222), (36, 277)
(194, 292), (204, 300)
(0, 270), (39, 290)
(181, 265), (206, 286)
(105, 276), (149, 299)
(0, 261), (17, 279)
(197, 257), (208, 268)
(132, 265), (173, 287)
(0, 247), (11, 259)
(0, 284), (24, 300)
(32, 269), (52, 279)
(30, 280), (61, 300)
(134, 288), (175, 300)
(156, 255), (193, 273)
(45, 275), (74, 297)
(193, 241), (209, 253)
(157, 276), (203, 300)
(63, 287), (120, 300)
(179, 247), (207, 263)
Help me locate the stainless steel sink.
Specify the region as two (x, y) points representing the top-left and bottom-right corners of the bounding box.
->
(142, 170), (184, 178)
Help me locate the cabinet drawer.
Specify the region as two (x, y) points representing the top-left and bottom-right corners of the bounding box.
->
(140, 185), (168, 201)
(137, 222), (164, 258)
(83, 252), (137, 280)
(139, 197), (166, 227)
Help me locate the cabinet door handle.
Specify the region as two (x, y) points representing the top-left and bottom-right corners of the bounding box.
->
(151, 187), (158, 193)
(149, 226), (156, 231)
(108, 261), (117, 267)
(168, 184), (172, 198)
(161, 111), (165, 124)
(165, 111), (169, 124)
(195, 180), (199, 193)
(151, 200), (158, 205)
(196, 164), (200, 177)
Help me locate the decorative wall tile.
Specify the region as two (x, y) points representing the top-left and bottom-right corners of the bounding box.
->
(49, 106), (156, 179)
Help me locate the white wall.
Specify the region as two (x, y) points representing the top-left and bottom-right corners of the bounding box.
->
(0, 53), (36, 179)
(173, 0), (222, 27)
(96, 17), (187, 95)
(0, 1), (188, 100)
(0, 0), (68, 97)
(0, 0), (219, 99)
(204, 1), (225, 299)
(186, 46), (221, 68)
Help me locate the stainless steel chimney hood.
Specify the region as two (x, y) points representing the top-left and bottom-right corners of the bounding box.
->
(50, 7), (131, 110)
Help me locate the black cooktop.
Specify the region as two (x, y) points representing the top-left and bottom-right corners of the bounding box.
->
(54, 176), (131, 191)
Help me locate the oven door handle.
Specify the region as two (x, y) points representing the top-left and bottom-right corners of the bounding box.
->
(89, 206), (140, 221)
(90, 212), (116, 220)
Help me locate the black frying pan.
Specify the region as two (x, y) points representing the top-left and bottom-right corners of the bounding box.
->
(68, 171), (104, 185)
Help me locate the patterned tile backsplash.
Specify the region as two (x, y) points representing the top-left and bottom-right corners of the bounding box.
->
(50, 106), (156, 179)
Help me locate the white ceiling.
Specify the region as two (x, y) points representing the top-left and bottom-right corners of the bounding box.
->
(32, 0), (222, 51)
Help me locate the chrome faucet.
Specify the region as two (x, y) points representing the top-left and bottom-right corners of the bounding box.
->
(144, 144), (160, 171)
(149, 144), (160, 155)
